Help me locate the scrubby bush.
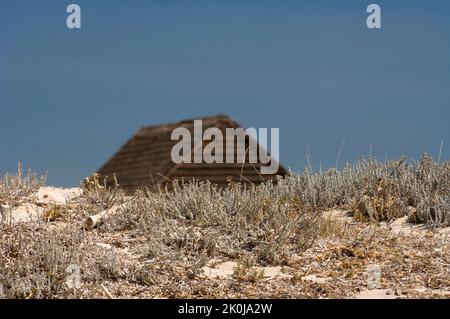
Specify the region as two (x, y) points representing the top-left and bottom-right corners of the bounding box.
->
(0, 163), (46, 208)
(272, 155), (449, 226)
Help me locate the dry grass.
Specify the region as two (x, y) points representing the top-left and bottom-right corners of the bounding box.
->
(0, 156), (449, 298)
(0, 163), (46, 208)
(278, 154), (450, 227)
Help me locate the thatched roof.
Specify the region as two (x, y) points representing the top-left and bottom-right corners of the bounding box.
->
(97, 115), (287, 191)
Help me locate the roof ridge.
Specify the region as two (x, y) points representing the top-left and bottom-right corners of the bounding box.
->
(137, 114), (233, 132)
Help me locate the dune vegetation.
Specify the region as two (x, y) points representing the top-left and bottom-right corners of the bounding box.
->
(0, 155), (449, 298)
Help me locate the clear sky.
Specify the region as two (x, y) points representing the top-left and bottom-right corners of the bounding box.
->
(1, 0), (449, 186)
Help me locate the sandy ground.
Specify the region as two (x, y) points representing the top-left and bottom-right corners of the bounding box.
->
(2, 187), (449, 299)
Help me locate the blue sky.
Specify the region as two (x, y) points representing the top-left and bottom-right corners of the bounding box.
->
(1, 0), (449, 186)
